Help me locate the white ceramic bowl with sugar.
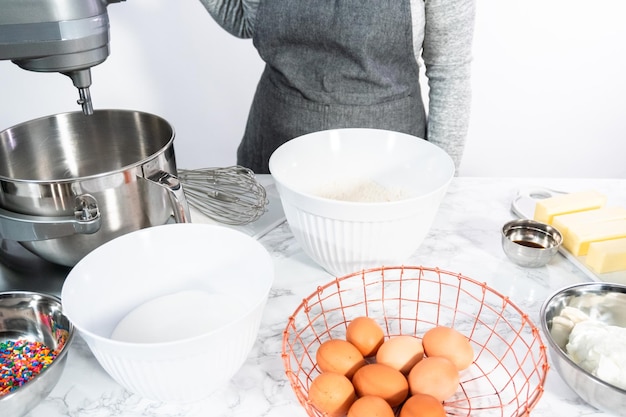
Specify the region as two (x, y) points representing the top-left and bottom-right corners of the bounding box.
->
(268, 128), (454, 276)
(61, 223), (274, 403)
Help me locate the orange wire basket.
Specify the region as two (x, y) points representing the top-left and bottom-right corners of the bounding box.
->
(281, 266), (549, 417)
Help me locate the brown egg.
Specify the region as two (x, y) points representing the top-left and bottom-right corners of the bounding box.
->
(346, 316), (385, 357)
(407, 356), (460, 402)
(422, 326), (474, 370)
(352, 363), (409, 408)
(308, 372), (356, 417)
(399, 394), (446, 417)
(316, 339), (366, 378)
(347, 395), (395, 417)
(375, 335), (424, 374)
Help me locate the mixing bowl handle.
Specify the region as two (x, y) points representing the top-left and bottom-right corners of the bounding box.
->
(0, 194), (101, 241)
(143, 170), (191, 223)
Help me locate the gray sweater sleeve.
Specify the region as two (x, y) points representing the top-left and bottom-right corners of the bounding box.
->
(421, 0), (476, 172)
(197, 0), (260, 38)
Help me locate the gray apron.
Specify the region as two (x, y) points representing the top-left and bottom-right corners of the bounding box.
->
(237, 0), (426, 174)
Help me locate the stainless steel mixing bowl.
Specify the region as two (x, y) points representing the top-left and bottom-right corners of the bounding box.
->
(0, 291), (74, 417)
(540, 282), (626, 415)
(0, 110), (190, 266)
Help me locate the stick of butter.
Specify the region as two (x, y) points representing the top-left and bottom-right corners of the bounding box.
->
(533, 190), (607, 224)
(586, 237), (626, 274)
(564, 219), (626, 256)
(552, 206), (626, 241)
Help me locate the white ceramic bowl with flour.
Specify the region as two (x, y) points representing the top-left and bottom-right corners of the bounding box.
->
(269, 128), (455, 276)
(61, 223), (274, 402)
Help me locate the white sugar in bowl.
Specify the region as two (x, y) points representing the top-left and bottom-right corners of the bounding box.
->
(61, 223), (274, 403)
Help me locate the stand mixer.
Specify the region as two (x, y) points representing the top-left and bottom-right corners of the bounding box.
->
(0, 0), (192, 268)
(0, 0), (125, 115)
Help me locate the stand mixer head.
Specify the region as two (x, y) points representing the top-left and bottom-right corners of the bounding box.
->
(0, 0), (125, 115)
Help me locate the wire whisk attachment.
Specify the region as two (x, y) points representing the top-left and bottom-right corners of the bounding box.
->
(177, 166), (268, 225)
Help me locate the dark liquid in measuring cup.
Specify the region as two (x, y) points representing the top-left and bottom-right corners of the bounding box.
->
(513, 240), (545, 249)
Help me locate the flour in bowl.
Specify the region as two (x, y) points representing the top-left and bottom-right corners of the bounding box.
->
(316, 179), (411, 202)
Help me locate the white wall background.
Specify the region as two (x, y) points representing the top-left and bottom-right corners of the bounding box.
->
(1, 0), (625, 178)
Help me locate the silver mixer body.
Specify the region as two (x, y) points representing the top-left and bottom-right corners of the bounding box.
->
(0, 0), (125, 114)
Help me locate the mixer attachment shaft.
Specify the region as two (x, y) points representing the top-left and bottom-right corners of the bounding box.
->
(77, 87), (94, 115)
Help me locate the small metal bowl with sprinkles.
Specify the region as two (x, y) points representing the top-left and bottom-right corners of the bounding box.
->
(0, 291), (74, 417)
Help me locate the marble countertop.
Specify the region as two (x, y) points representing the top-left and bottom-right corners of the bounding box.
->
(5, 176), (626, 417)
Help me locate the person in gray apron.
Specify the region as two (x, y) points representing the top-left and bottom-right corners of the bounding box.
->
(198, 0), (475, 174)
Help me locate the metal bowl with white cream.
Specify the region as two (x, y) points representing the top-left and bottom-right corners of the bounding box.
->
(540, 282), (626, 416)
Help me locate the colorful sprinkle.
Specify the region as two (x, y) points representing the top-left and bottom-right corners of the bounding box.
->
(0, 332), (67, 396)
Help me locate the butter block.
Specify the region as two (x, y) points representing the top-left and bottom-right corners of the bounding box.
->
(586, 237), (626, 274)
(552, 206), (626, 241)
(533, 190), (607, 224)
(564, 219), (626, 256)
